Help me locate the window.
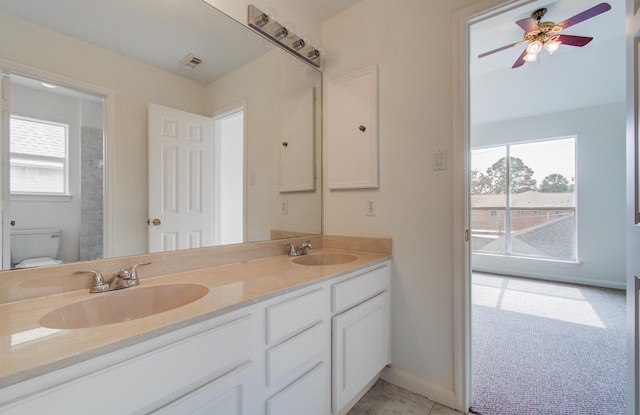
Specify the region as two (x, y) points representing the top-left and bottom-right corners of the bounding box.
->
(471, 138), (576, 261)
(10, 116), (68, 195)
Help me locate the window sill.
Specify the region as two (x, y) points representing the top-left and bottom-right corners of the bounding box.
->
(11, 194), (72, 202)
(472, 252), (581, 267)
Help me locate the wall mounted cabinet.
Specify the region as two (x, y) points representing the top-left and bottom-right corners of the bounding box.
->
(327, 65), (379, 189)
(278, 87), (316, 192)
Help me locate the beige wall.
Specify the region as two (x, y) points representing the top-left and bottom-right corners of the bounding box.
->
(0, 11), (209, 257)
(206, 49), (322, 242)
(322, 0), (481, 405)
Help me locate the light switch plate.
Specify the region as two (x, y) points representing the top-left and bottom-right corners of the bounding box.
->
(433, 149), (447, 171)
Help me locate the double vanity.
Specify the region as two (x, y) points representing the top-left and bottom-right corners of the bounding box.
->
(0, 236), (391, 415)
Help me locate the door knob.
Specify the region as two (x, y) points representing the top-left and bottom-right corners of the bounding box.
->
(152, 218), (161, 226)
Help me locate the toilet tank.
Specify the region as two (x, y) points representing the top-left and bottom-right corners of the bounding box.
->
(10, 228), (62, 264)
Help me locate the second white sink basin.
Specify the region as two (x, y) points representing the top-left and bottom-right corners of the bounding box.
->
(292, 253), (357, 266)
(40, 283), (209, 329)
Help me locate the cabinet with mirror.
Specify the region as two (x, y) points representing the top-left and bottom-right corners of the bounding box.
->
(0, 0), (322, 270)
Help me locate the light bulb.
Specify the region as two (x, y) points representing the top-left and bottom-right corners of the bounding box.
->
(527, 40), (542, 55)
(292, 39), (305, 50)
(526, 41), (542, 55)
(544, 40), (560, 55)
(254, 13), (269, 28)
(524, 53), (538, 62)
(274, 27), (288, 40)
(307, 49), (320, 60)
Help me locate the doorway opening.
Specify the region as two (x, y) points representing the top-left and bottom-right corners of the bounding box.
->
(213, 107), (245, 246)
(466, 0), (627, 413)
(0, 72), (106, 269)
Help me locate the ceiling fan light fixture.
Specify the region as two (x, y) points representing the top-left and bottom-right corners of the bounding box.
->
(544, 39), (561, 54)
(524, 53), (538, 62)
(526, 40), (543, 55)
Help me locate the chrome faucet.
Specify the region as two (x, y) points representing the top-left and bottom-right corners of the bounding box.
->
(284, 241), (313, 257)
(75, 262), (151, 293)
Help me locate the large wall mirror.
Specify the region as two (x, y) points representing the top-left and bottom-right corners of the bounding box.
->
(0, 0), (322, 270)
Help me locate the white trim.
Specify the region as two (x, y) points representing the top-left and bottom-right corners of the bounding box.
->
(626, 1), (640, 414)
(380, 367), (456, 410)
(472, 266), (626, 290)
(472, 252), (581, 266)
(211, 100), (248, 244)
(452, 0), (537, 412)
(11, 194), (72, 203)
(1, 75), (10, 269)
(0, 58), (117, 259)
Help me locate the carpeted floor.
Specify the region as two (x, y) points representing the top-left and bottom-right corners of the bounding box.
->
(470, 273), (626, 415)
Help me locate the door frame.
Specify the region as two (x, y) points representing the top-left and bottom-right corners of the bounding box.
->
(453, 2), (536, 409)
(211, 101), (248, 244)
(626, 1), (640, 414)
(454, 1), (637, 413)
(1, 75), (10, 269)
(0, 58), (116, 259)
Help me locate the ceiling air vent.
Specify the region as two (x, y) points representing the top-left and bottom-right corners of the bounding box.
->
(180, 54), (205, 69)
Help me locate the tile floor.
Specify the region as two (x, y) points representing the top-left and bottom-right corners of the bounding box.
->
(347, 379), (462, 415)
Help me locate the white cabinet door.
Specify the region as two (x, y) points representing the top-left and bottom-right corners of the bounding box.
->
(278, 87), (315, 192)
(332, 291), (389, 414)
(152, 361), (253, 415)
(327, 65), (379, 189)
(265, 362), (328, 415)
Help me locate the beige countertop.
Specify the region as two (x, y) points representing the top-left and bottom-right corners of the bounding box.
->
(0, 248), (390, 388)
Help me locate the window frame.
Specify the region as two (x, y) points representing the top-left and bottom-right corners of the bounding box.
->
(471, 137), (577, 263)
(9, 115), (70, 198)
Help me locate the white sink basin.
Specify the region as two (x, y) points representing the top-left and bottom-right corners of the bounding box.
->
(292, 253), (358, 266)
(40, 284), (209, 329)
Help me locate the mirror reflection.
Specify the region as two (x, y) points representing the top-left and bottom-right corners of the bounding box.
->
(0, 0), (322, 270)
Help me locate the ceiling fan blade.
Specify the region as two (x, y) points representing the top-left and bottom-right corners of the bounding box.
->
(512, 49), (528, 68)
(478, 41), (520, 58)
(515, 18), (540, 33)
(556, 34), (593, 47)
(557, 2), (612, 30)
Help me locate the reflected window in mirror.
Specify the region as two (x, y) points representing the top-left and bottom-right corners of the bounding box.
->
(10, 116), (68, 196)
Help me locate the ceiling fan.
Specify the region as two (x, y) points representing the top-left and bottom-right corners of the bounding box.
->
(478, 2), (611, 68)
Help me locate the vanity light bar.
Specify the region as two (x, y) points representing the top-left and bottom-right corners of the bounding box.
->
(247, 4), (321, 68)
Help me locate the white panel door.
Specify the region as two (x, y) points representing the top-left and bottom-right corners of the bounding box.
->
(148, 103), (213, 253)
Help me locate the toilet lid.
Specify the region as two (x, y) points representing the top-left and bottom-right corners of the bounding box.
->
(15, 257), (63, 269)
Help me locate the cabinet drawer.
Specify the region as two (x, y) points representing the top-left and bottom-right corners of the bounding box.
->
(332, 264), (389, 313)
(266, 322), (325, 386)
(0, 315), (253, 415)
(266, 362), (328, 415)
(266, 288), (325, 344)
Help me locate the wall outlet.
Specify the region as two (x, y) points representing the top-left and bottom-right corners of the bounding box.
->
(281, 200), (288, 214)
(366, 200), (377, 216)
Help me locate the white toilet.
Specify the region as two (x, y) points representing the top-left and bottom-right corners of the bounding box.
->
(10, 228), (63, 269)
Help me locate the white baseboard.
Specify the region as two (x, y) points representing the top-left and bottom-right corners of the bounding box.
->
(380, 366), (457, 411)
(472, 266), (626, 290)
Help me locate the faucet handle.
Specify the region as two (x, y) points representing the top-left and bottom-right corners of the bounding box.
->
(74, 270), (109, 293)
(129, 262), (151, 280)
